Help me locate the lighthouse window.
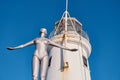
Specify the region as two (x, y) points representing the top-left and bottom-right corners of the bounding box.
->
(76, 22), (82, 35)
(48, 57), (52, 67)
(82, 56), (87, 67)
(67, 20), (74, 31)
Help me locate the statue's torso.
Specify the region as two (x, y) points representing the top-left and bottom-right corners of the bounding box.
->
(34, 38), (49, 59)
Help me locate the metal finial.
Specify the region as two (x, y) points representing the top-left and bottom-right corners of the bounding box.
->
(66, 0), (68, 11)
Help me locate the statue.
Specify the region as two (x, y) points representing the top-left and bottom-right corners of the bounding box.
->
(7, 28), (77, 80)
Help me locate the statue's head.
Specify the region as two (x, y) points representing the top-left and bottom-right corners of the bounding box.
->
(40, 28), (47, 35)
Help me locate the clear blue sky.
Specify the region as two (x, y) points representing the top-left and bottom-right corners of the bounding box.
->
(0, 0), (120, 80)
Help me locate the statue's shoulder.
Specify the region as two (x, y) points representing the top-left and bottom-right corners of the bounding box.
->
(34, 37), (49, 42)
(43, 38), (51, 43)
(44, 38), (49, 41)
(34, 37), (40, 41)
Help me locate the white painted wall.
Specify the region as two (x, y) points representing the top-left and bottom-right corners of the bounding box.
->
(47, 34), (91, 80)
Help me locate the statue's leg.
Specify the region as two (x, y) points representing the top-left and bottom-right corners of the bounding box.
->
(40, 55), (49, 80)
(32, 56), (39, 80)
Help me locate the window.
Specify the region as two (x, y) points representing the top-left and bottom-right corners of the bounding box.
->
(82, 56), (87, 67)
(76, 22), (82, 35)
(48, 57), (52, 67)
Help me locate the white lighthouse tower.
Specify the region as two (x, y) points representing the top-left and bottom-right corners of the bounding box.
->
(47, 0), (92, 80)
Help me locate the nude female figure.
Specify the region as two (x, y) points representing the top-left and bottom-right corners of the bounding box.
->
(7, 28), (77, 80)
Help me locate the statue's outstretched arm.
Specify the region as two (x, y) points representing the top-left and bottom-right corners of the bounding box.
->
(48, 40), (77, 51)
(7, 40), (34, 50)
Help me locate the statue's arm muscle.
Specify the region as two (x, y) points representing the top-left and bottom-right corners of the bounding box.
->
(48, 39), (77, 51)
(7, 40), (34, 50)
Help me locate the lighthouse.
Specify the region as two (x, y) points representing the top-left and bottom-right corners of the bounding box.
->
(46, 0), (92, 80)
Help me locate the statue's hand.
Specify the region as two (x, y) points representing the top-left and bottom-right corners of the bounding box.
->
(7, 47), (15, 50)
(69, 48), (78, 51)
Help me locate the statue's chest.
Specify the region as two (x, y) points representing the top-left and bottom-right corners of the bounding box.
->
(35, 38), (48, 44)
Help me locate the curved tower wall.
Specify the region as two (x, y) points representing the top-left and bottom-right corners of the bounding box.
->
(47, 18), (92, 80)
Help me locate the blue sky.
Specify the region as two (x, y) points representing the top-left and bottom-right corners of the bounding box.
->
(0, 0), (120, 80)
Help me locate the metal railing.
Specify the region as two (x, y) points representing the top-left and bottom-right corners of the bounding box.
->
(48, 29), (89, 41)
